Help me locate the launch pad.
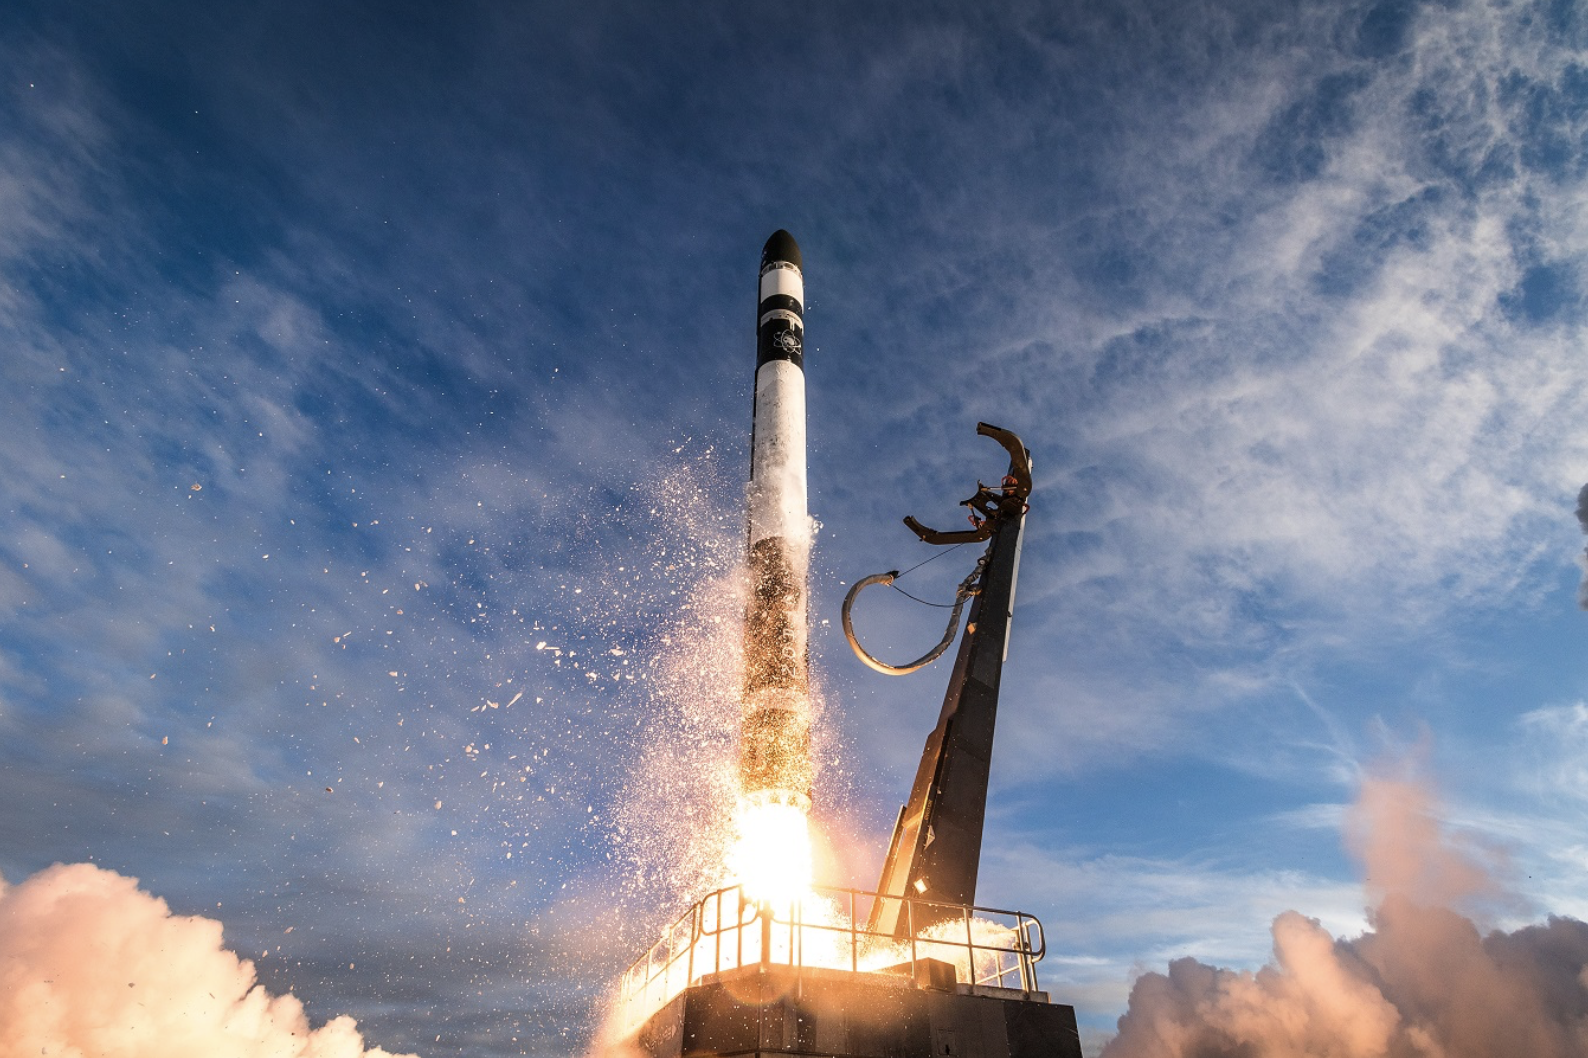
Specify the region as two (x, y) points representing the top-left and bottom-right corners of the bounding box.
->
(618, 885), (1079, 1058)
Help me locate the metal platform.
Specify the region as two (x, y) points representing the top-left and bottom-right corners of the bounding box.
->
(617, 885), (1082, 1058)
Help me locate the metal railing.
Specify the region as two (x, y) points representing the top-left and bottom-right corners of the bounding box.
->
(616, 884), (1046, 1034)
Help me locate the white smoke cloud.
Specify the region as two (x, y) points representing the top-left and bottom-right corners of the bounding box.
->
(0, 862), (416, 1058)
(1102, 773), (1588, 1058)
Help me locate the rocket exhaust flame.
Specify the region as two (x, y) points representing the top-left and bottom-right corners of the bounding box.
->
(725, 797), (812, 909)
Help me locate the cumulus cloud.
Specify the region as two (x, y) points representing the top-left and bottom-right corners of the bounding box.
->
(1103, 901), (1588, 1058)
(0, 862), (415, 1058)
(1101, 774), (1588, 1057)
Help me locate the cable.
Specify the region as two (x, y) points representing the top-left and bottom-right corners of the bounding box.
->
(841, 545), (991, 675)
(892, 540), (969, 581)
(888, 583), (957, 608)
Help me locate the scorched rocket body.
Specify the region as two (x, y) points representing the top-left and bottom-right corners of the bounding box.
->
(741, 229), (813, 810)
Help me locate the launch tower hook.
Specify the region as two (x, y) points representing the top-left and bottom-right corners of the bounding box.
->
(841, 549), (990, 675)
(841, 422), (1031, 676)
(902, 422), (1031, 545)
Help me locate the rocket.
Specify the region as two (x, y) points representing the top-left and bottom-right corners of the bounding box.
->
(740, 230), (813, 811)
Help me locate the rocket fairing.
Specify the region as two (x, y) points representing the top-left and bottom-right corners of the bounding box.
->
(741, 230), (813, 810)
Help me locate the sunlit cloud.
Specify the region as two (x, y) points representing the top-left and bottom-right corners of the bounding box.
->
(1103, 771), (1588, 1058)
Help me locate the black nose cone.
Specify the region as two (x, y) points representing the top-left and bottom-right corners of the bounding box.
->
(761, 229), (802, 269)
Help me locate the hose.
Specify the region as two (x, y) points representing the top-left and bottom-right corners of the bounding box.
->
(841, 548), (990, 676)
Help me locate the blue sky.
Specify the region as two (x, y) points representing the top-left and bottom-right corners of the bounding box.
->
(1, 0), (1585, 1054)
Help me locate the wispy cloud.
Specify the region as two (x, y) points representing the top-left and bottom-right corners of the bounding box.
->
(1024, 0), (1587, 628)
(816, 0), (1588, 777)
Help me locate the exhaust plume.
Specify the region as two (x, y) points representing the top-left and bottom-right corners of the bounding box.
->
(1345, 773), (1503, 910)
(0, 862), (415, 1058)
(1102, 774), (1588, 1058)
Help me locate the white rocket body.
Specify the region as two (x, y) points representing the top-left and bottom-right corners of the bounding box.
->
(741, 231), (812, 809)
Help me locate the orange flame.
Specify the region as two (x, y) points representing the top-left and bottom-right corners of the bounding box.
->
(726, 796), (814, 909)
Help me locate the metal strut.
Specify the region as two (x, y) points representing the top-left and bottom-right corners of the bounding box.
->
(857, 422), (1033, 941)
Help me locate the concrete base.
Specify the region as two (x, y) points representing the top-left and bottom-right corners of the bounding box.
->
(632, 964), (1082, 1058)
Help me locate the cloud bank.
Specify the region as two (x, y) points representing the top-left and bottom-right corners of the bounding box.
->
(1102, 774), (1588, 1057)
(0, 862), (415, 1058)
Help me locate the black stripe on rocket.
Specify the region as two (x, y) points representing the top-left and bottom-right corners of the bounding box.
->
(757, 234), (804, 370)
